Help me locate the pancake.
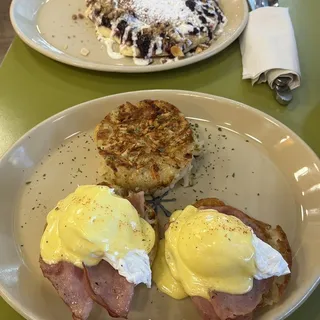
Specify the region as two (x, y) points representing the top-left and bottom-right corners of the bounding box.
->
(85, 0), (227, 64)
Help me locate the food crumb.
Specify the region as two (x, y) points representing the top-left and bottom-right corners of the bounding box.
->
(80, 47), (90, 56)
(72, 14), (78, 20)
(78, 13), (85, 19)
(64, 44), (68, 50)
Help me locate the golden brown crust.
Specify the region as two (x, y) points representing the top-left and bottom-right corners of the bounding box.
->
(193, 198), (226, 208)
(260, 225), (292, 307)
(95, 100), (194, 194)
(96, 100), (194, 169)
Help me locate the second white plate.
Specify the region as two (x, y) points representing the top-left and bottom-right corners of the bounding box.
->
(10, 0), (248, 73)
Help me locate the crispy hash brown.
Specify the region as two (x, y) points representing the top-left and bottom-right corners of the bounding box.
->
(95, 100), (195, 195)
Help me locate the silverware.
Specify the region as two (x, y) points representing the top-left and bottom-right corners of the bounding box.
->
(247, 0), (279, 10)
(247, 0), (293, 105)
(274, 77), (293, 106)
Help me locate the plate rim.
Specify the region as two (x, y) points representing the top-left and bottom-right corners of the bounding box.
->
(0, 89), (319, 320)
(9, 0), (248, 73)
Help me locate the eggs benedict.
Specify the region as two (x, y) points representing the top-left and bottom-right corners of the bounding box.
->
(152, 198), (292, 319)
(40, 185), (158, 320)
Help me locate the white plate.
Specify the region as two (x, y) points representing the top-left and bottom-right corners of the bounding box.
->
(0, 90), (319, 320)
(10, 0), (248, 73)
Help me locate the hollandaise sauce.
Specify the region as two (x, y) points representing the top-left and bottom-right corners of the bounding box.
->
(152, 205), (256, 299)
(40, 185), (155, 268)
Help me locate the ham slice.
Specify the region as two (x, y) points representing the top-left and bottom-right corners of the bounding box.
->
(191, 205), (274, 320)
(192, 296), (253, 320)
(127, 191), (145, 217)
(191, 296), (221, 320)
(83, 260), (134, 318)
(39, 258), (93, 320)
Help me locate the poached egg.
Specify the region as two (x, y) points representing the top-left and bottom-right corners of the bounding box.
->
(40, 185), (155, 287)
(152, 205), (290, 299)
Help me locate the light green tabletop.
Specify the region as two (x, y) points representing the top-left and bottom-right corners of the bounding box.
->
(0, 0), (319, 318)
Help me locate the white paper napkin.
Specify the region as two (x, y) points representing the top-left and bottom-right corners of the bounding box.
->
(240, 7), (301, 90)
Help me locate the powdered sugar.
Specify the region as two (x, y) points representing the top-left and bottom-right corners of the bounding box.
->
(130, 0), (194, 24)
(86, 0), (227, 64)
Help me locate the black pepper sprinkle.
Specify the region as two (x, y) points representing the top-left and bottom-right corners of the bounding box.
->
(257, 193), (260, 196)
(246, 140), (249, 142)
(25, 181), (31, 185)
(218, 127), (222, 131)
(20, 245), (24, 247)
(232, 173), (235, 178)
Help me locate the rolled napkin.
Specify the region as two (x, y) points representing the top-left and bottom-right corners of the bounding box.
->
(240, 7), (301, 90)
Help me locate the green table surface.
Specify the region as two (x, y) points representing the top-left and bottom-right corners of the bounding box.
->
(0, 0), (319, 318)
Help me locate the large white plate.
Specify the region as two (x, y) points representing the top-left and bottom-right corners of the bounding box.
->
(10, 0), (248, 73)
(0, 90), (319, 320)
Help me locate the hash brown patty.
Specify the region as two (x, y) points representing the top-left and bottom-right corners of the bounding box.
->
(95, 100), (195, 195)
